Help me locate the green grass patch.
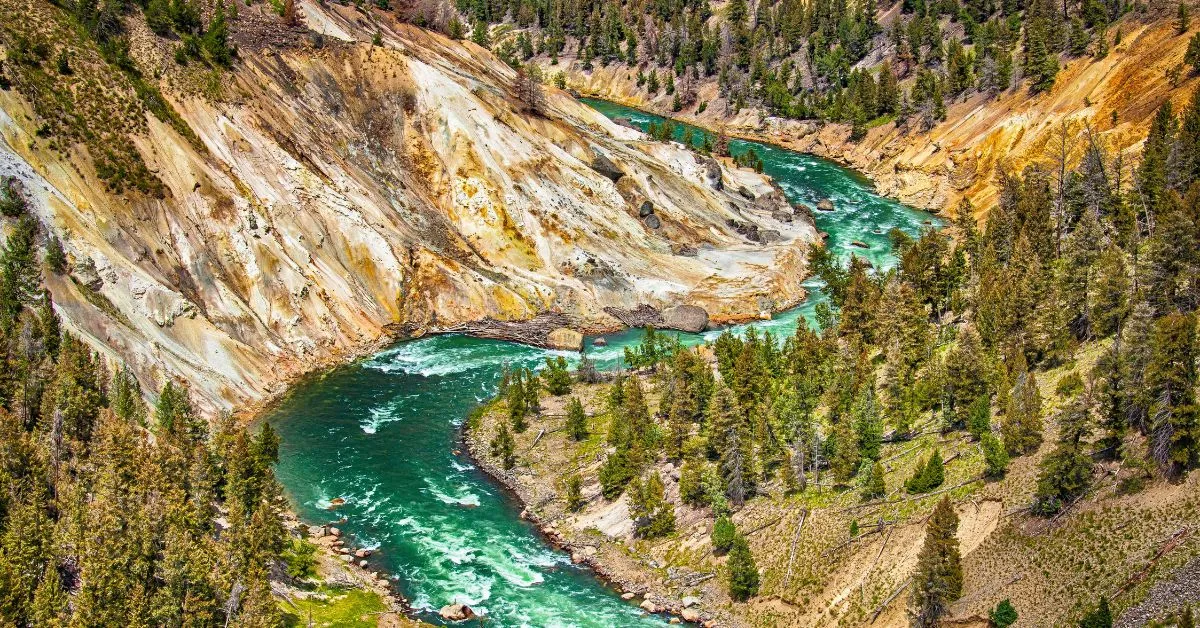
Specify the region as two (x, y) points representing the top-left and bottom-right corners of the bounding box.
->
(281, 585), (387, 628)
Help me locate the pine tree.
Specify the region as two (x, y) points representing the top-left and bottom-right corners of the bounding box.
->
(726, 534), (759, 601)
(1147, 312), (1199, 472)
(911, 497), (963, 627)
(44, 237), (66, 275)
(30, 562), (68, 627)
(863, 460), (887, 499)
(490, 421), (515, 469)
(542, 355), (572, 396)
(1002, 368), (1043, 455)
(629, 471), (675, 538)
(565, 396), (588, 440)
(1034, 398), (1094, 514)
(982, 432), (1010, 477)
(565, 474), (584, 512)
(906, 449), (945, 493)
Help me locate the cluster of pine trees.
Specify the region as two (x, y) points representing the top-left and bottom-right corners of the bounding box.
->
(485, 85), (1199, 610)
(0, 180), (290, 626)
(414, 0), (1128, 132)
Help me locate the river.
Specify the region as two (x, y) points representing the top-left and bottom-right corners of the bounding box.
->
(266, 100), (939, 626)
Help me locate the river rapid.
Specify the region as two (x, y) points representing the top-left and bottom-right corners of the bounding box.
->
(266, 100), (939, 626)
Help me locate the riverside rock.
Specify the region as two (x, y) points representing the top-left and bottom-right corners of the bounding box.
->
(817, 198), (835, 211)
(439, 603), (476, 621)
(662, 305), (708, 333)
(547, 328), (584, 351)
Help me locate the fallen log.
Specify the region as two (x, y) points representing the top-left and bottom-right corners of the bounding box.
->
(870, 577), (912, 624)
(782, 509), (809, 589)
(1112, 527), (1192, 600)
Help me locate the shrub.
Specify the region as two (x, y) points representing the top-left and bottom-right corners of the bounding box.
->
(1056, 371), (1084, 397)
(283, 538), (318, 580)
(989, 599), (1017, 628)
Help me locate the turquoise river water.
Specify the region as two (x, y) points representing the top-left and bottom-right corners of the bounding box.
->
(266, 101), (939, 626)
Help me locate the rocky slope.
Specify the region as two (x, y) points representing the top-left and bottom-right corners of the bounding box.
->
(0, 0), (816, 412)
(543, 7), (1200, 216)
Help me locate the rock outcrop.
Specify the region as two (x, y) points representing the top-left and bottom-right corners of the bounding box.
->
(0, 0), (817, 412)
(661, 304), (708, 333)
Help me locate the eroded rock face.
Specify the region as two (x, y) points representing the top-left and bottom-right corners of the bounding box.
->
(0, 3), (816, 412)
(661, 305), (708, 333)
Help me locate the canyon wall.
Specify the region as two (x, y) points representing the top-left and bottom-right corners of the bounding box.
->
(547, 11), (1198, 217)
(0, 0), (816, 412)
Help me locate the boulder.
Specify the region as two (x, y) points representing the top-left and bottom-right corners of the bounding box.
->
(329, 527), (341, 537)
(591, 153), (624, 182)
(638, 200), (655, 217)
(643, 214), (662, 230)
(354, 548), (372, 558)
(662, 304), (708, 333)
(439, 603), (476, 622)
(592, 337), (608, 347)
(682, 608), (702, 622)
(817, 198), (835, 211)
(547, 328), (584, 351)
(339, 554), (353, 562)
(640, 600), (660, 613)
(850, 240), (869, 249)
(621, 592), (636, 600)
(682, 596), (701, 608)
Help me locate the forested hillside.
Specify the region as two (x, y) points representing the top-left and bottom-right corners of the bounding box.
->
(470, 84), (1200, 625)
(0, 181), (289, 626)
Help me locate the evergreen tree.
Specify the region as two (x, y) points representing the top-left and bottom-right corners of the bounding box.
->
(911, 497), (963, 627)
(491, 421), (516, 469)
(565, 396), (588, 440)
(863, 460), (887, 499)
(543, 355), (572, 396)
(1033, 398), (1094, 514)
(982, 432), (1010, 477)
(1146, 312), (1199, 473)
(629, 471), (675, 538)
(726, 534), (759, 601)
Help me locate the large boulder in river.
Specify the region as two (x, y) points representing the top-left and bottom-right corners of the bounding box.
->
(547, 327), (584, 351)
(439, 603), (476, 621)
(816, 198), (835, 211)
(662, 305), (708, 333)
